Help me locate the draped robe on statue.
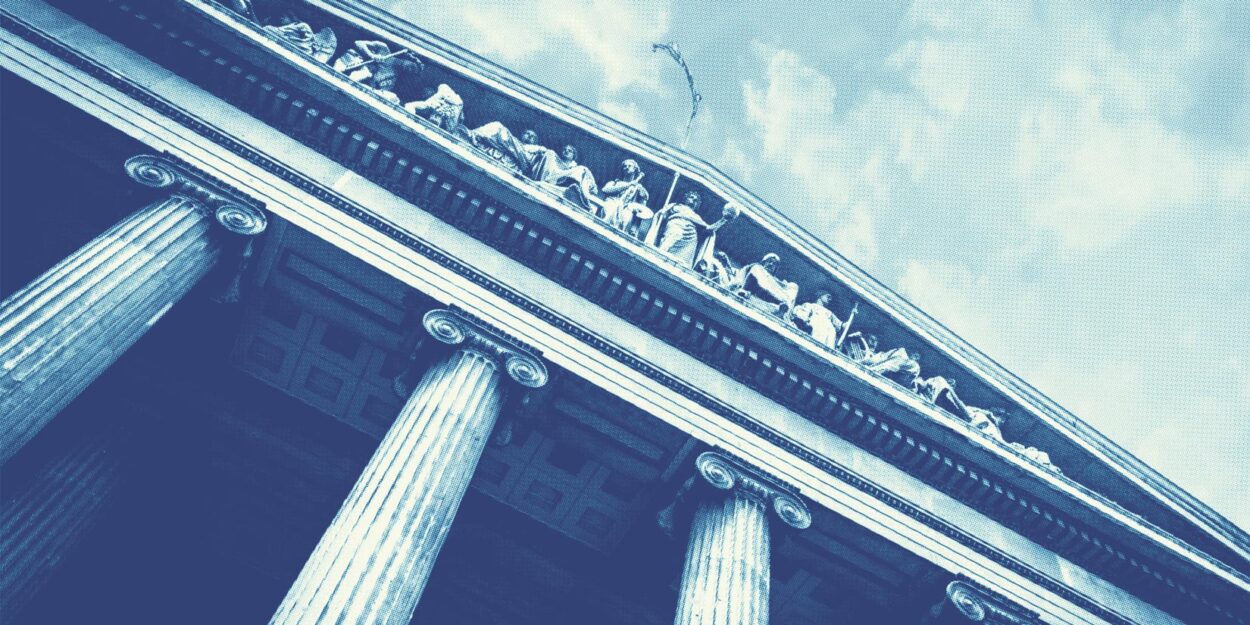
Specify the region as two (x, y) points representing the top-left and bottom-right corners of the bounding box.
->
(263, 22), (337, 63)
(405, 84), (471, 140)
(645, 203), (718, 269)
(736, 263), (799, 316)
(913, 375), (969, 419)
(600, 177), (651, 234)
(862, 346), (921, 384)
(792, 301), (843, 348)
(530, 152), (599, 210)
(470, 122), (540, 175)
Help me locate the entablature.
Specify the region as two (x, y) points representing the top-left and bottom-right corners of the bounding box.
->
(10, 0), (1248, 622)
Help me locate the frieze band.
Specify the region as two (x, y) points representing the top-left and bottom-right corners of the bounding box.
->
(4, 8), (1235, 625)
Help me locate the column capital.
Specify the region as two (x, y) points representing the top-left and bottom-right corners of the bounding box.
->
(422, 308), (548, 388)
(125, 153), (267, 236)
(695, 451), (811, 530)
(939, 578), (1043, 625)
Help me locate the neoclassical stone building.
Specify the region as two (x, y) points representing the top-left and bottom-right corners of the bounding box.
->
(2, 1), (1248, 624)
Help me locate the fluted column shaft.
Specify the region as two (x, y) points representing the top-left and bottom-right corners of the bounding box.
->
(676, 491), (772, 625)
(271, 309), (547, 625)
(0, 155), (266, 463)
(0, 428), (124, 617)
(672, 452), (811, 625)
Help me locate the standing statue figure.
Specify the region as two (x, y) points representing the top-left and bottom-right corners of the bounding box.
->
(262, 13), (337, 63)
(792, 292), (847, 349)
(735, 253), (799, 317)
(646, 191), (738, 269)
(530, 144), (600, 211)
(600, 159), (652, 236)
(405, 84), (471, 140)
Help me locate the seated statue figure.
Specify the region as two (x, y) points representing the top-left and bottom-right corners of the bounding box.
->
(469, 121), (531, 173)
(912, 374), (970, 419)
(735, 253), (799, 317)
(529, 144), (599, 211)
(600, 159), (652, 236)
(792, 292), (849, 350)
(859, 340), (922, 386)
(645, 191), (738, 269)
(405, 84), (471, 140)
(262, 13), (337, 63)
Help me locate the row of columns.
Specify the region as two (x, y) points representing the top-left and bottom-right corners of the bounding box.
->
(0, 153), (816, 624)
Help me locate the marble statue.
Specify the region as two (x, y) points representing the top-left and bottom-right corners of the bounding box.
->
(332, 41), (424, 106)
(529, 144), (599, 210)
(263, 16), (337, 64)
(792, 292), (846, 349)
(698, 249), (744, 291)
(857, 338), (922, 386)
(967, 406), (1004, 440)
(913, 374), (970, 420)
(333, 40), (392, 80)
(405, 84), (471, 140)
(966, 407), (1060, 472)
(600, 159), (652, 236)
(646, 192), (738, 269)
(735, 253), (799, 316)
(469, 121), (532, 173)
(1010, 443), (1060, 472)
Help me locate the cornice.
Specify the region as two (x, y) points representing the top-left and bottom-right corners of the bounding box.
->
(315, 0), (1250, 569)
(4, 4), (1245, 624)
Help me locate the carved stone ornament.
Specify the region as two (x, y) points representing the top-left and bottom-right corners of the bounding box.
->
(422, 308), (549, 388)
(694, 451), (811, 529)
(944, 580), (1043, 625)
(124, 154), (268, 236)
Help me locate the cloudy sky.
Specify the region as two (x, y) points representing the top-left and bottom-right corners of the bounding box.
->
(368, 0), (1250, 530)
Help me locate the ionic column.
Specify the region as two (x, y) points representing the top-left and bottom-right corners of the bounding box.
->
(270, 308), (548, 625)
(673, 452), (811, 625)
(924, 579), (1044, 625)
(0, 154), (266, 463)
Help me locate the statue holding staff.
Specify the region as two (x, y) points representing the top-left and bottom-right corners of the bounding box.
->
(645, 191), (738, 269)
(794, 293), (859, 350)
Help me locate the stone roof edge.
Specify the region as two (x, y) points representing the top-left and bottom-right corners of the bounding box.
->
(308, 0), (1250, 565)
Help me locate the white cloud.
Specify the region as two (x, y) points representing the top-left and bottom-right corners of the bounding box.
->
(741, 42), (849, 206)
(596, 99), (649, 132)
(456, 0), (671, 93)
(897, 260), (1005, 360)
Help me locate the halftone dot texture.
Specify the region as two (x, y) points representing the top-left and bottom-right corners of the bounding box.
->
(374, 0), (1250, 531)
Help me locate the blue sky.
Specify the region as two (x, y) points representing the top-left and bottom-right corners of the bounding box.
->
(371, 0), (1250, 531)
